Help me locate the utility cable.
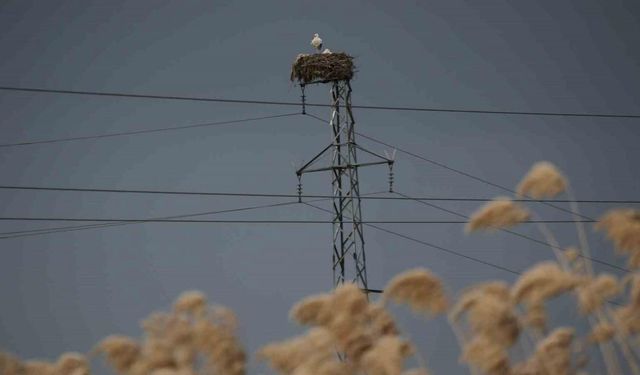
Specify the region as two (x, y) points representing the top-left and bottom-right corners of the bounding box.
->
(1, 185), (637, 204)
(0, 217), (595, 224)
(304, 112), (598, 222)
(0, 113), (298, 147)
(394, 191), (629, 273)
(0, 191), (385, 240)
(303, 201), (521, 276)
(2, 86), (640, 118)
(0, 200), (298, 240)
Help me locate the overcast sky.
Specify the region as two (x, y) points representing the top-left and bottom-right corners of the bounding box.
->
(1, 1), (639, 374)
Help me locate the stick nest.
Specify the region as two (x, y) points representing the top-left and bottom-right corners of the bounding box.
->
(290, 53), (355, 83)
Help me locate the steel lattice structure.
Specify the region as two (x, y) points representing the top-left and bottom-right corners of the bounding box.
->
(297, 80), (394, 291)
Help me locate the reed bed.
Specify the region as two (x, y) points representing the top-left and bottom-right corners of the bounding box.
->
(2, 161), (640, 375)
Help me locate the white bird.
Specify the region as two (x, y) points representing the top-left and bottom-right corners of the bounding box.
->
(322, 48), (332, 54)
(311, 33), (323, 52)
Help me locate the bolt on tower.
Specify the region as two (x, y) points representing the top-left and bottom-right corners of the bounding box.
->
(294, 75), (394, 292)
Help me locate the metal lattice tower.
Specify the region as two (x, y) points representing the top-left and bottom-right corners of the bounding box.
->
(296, 80), (394, 292)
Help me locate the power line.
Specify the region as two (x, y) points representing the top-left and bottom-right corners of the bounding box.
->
(2, 85), (640, 119)
(303, 202), (521, 276)
(1, 185), (637, 204)
(308, 113), (602, 222)
(0, 191), (387, 240)
(0, 200), (299, 240)
(393, 191), (629, 273)
(304, 113), (628, 273)
(0, 217), (594, 224)
(0, 112), (298, 147)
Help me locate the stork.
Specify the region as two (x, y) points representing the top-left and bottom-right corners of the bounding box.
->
(311, 33), (323, 52)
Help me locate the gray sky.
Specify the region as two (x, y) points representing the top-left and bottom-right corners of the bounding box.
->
(1, 1), (639, 374)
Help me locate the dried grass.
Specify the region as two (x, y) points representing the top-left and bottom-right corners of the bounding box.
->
(383, 268), (448, 316)
(95, 335), (141, 373)
(512, 262), (580, 306)
(466, 197), (531, 233)
(462, 336), (510, 375)
(596, 209), (640, 268)
(259, 328), (335, 375)
(367, 303), (400, 337)
(361, 336), (414, 375)
(55, 352), (91, 375)
(513, 328), (575, 375)
(290, 53), (355, 83)
(6, 161), (640, 375)
(516, 162), (567, 199)
(576, 274), (620, 314)
(173, 291), (207, 315)
(289, 293), (333, 326)
(588, 322), (616, 344)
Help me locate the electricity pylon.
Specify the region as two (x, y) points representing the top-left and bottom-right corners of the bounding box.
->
(296, 79), (394, 292)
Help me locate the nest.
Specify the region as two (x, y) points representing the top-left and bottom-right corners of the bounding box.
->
(290, 53), (355, 83)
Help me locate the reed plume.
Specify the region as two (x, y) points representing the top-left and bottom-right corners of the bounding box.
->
(95, 335), (141, 373)
(588, 322), (616, 344)
(576, 274), (620, 314)
(450, 282), (510, 321)
(512, 327), (575, 375)
(383, 268), (448, 316)
(451, 282), (519, 347)
(596, 209), (640, 268)
(361, 336), (414, 375)
(367, 303), (400, 337)
(516, 161), (567, 199)
(462, 336), (510, 375)
(466, 197), (530, 233)
(23, 360), (55, 375)
(55, 352), (91, 375)
(258, 328), (336, 375)
(402, 368), (431, 375)
(0, 352), (23, 375)
(289, 293), (333, 326)
(512, 262), (580, 306)
(173, 290), (207, 315)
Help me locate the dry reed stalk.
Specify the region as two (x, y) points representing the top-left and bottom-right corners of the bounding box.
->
(23, 360), (56, 375)
(173, 290), (207, 316)
(194, 311), (246, 375)
(450, 282), (510, 322)
(466, 197), (531, 233)
(258, 327), (335, 375)
(94, 335), (141, 373)
(596, 209), (640, 268)
(522, 302), (547, 333)
(289, 293), (333, 326)
(0, 352), (23, 375)
(402, 368), (431, 375)
(576, 274), (620, 314)
(588, 322), (616, 344)
(367, 303), (400, 337)
(516, 162), (567, 199)
(536, 221), (571, 271)
(361, 336), (414, 375)
(55, 352), (91, 375)
(461, 336), (510, 375)
(383, 268), (448, 316)
(531, 327), (575, 375)
(452, 283), (519, 348)
(512, 262), (580, 307)
(563, 247), (580, 263)
(566, 186), (595, 277)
